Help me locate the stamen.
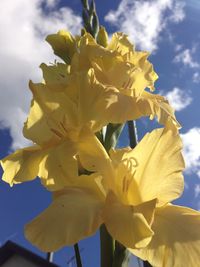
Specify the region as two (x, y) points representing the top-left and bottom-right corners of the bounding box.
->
(121, 157), (138, 193)
(125, 178), (129, 192)
(122, 81), (127, 88)
(129, 80), (134, 89)
(122, 77), (134, 90)
(122, 176), (126, 193)
(125, 78), (131, 89)
(130, 67), (137, 74)
(60, 121), (68, 133)
(50, 128), (63, 138)
(122, 157), (138, 169)
(116, 45), (122, 54)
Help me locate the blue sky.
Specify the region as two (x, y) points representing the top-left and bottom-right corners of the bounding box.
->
(0, 0), (200, 266)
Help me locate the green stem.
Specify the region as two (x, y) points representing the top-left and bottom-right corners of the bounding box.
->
(143, 261), (152, 267)
(137, 258), (143, 267)
(80, 2), (115, 267)
(127, 120), (138, 148)
(112, 120), (138, 267)
(46, 252), (53, 262)
(74, 243), (83, 267)
(81, 0), (99, 38)
(127, 121), (153, 267)
(104, 123), (124, 151)
(112, 241), (130, 267)
(100, 225), (114, 267)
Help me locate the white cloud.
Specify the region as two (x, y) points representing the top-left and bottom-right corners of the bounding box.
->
(194, 184), (200, 211)
(174, 43), (183, 52)
(193, 72), (200, 83)
(195, 184), (200, 198)
(181, 128), (200, 177)
(174, 48), (199, 68)
(0, 0), (82, 150)
(104, 0), (185, 52)
(164, 87), (192, 111)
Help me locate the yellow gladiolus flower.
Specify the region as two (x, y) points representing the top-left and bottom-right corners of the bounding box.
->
(81, 128), (200, 266)
(25, 183), (155, 252)
(46, 30), (180, 131)
(24, 127), (198, 258)
(1, 68), (116, 190)
(3, 43), (178, 190)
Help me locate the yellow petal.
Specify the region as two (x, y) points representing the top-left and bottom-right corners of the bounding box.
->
(103, 191), (154, 249)
(75, 68), (115, 131)
(107, 32), (134, 56)
(25, 187), (103, 252)
(39, 140), (78, 191)
(131, 205), (200, 267)
(78, 68), (178, 130)
(137, 91), (181, 131)
(28, 80), (75, 114)
(109, 147), (132, 167)
(40, 63), (70, 91)
(24, 81), (78, 145)
(94, 85), (143, 126)
(92, 35), (158, 96)
(1, 146), (42, 186)
(53, 173), (105, 201)
(91, 53), (135, 92)
(23, 99), (57, 146)
(46, 30), (76, 63)
(134, 199), (157, 226)
(78, 127), (112, 173)
(115, 128), (184, 206)
(71, 37), (111, 73)
(75, 69), (138, 131)
(78, 32), (96, 48)
(124, 51), (158, 93)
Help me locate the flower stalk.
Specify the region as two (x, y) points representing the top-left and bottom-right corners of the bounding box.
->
(80, 1), (115, 266)
(74, 243), (83, 267)
(127, 120), (138, 147)
(81, 0), (99, 38)
(100, 225), (115, 267)
(1, 0), (196, 266)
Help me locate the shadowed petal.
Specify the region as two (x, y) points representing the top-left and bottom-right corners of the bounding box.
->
(127, 128), (184, 206)
(78, 127), (112, 174)
(131, 205), (200, 267)
(40, 63), (70, 91)
(1, 146), (42, 186)
(103, 192), (154, 249)
(46, 30), (76, 63)
(25, 187), (104, 252)
(39, 139), (78, 191)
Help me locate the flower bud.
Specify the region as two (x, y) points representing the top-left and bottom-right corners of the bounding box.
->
(97, 26), (108, 47)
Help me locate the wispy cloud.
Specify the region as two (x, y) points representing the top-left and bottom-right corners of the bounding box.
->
(193, 72), (200, 83)
(174, 48), (199, 68)
(164, 87), (192, 111)
(195, 184), (200, 198)
(0, 0), (82, 149)
(194, 184), (200, 211)
(174, 44), (183, 52)
(105, 0), (185, 52)
(181, 128), (200, 178)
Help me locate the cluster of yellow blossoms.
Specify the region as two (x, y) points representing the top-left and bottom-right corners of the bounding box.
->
(1, 29), (200, 267)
